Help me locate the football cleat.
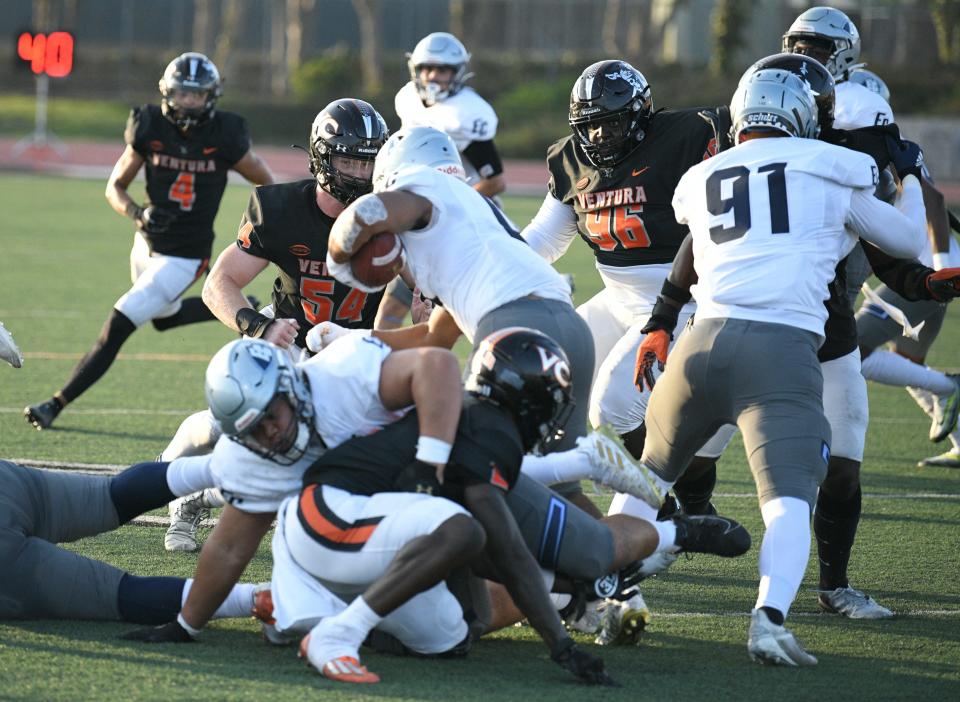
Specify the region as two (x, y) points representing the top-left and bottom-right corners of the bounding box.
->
(164, 490), (218, 552)
(0, 322), (23, 368)
(817, 586), (893, 619)
(299, 634), (380, 684)
(251, 584), (276, 625)
(918, 449), (960, 468)
(24, 398), (61, 430)
(929, 375), (960, 443)
(671, 513), (751, 557)
(595, 592), (650, 646)
(564, 599), (603, 635)
(579, 424), (663, 509)
(748, 609), (817, 666)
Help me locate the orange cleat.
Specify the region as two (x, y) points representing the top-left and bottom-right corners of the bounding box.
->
(299, 635), (380, 684)
(251, 586), (275, 625)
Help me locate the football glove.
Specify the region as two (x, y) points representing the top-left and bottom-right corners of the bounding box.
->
(925, 267), (960, 301)
(128, 204), (177, 235)
(121, 620), (196, 643)
(886, 137), (924, 182)
(325, 252), (387, 294)
(550, 637), (617, 686)
(634, 329), (670, 393)
(305, 321), (367, 353)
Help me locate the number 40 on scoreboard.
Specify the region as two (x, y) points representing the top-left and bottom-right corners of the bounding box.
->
(16, 31), (75, 78)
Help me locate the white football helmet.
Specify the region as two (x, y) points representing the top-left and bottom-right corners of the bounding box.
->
(782, 6), (862, 81)
(205, 339), (314, 465)
(730, 69), (819, 142)
(848, 68), (891, 103)
(372, 126), (466, 192)
(406, 32), (473, 105)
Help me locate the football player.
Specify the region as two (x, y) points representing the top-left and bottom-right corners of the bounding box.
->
(784, 6), (960, 464)
(379, 32), (506, 330)
(24, 52), (275, 431)
(637, 68), (924, 665)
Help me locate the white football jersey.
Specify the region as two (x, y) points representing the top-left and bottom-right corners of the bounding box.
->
(384, 165), (572, 342)
(673, 137), (878, 336)
(169, 333), (404, 514)
(834, 81), (895, 129)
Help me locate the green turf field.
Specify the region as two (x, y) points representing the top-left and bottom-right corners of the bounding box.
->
(1, 173), (958, 700)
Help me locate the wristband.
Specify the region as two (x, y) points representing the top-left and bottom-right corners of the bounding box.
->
(176, 612), (201, 638)
(416, 436), (453, 465)
(125, 201), (144, 221)
(640, 296), (681, 337)
(933, 253), (949, 271)
(235, 307), (273, 338)
(660, 278), (693, 306)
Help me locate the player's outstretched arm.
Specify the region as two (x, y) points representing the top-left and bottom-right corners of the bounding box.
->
(328, 192), (432, 263)
(371, 305), (462, 351)
(232, 148), (276, 186)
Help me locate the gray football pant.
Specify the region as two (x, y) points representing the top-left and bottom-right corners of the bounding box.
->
(643, 318), (831, 509)
(0, 461), (125, 620)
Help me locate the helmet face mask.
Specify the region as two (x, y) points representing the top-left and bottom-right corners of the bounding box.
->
(464, 327), (574, 453)
(205, 339), (315, 466)
(569, 60), (653, 168)
(308, 99), (389, 204)
(742, 53), (836, 132)
(407, 32), (472, 106)
(372, 126), (466, 192)
(731, 69), (819, 143)
(782, 6), (862, 81)
(159, 52), (222, 132)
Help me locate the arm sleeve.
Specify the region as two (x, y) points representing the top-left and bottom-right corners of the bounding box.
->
(520, 193), (581, 263)
(462, 139), (504, 179)
(845, 177), (927, 259)
(860, 241), (934, 302)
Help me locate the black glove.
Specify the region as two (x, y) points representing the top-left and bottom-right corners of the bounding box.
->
(925, 268), (960, 301)
(127, 202), (177, 235)
(394, 459), (442, 495)
(886, 137), (924, 182)
(550, 637), (617, 686)
(121, 620), (196, 643)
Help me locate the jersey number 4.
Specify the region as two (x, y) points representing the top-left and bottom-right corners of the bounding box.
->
(585, 205), (650, 251)
(168, 172), (196, 211)
(300, 278), (368, 325)
(706, 163), (788, 244)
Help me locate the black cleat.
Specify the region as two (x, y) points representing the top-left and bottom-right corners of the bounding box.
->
(672, 513), (751, 557)
(24, 399), (62, 430)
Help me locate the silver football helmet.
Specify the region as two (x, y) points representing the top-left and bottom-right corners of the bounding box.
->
(205, 339), (314, 465)
(372, 126), (466, 192)
(407, 32), (473, 105)
(730, 69), (819, 142)
(848, 67), (891, 103)
(782, 6), (862, 81)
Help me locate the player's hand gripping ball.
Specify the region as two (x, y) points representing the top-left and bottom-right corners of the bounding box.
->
(351, 232), (404, 288)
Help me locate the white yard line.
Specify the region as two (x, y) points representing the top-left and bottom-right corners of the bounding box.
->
(2, 407), (196, 416)
(653, 610), (960, 618)
(20, 351), (210, 362)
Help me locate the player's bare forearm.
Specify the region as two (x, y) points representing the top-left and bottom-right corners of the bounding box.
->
(105, 145), (145, 218)
(372, 307), (461, 350)
(233, 149), (275, 186)
(203, 245), (270, 331)
(329, 191), (432, 263)
(921, 176), (951, 254)
(179, 505), (273, 630)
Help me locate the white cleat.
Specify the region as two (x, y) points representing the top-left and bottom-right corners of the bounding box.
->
(595, 592), (651, 646)
(929, 375), (960, 443)
(918, 449), (960, 468)
(748, 609), (817, 666)
(564, 599), (603, 635)
(636, 550), (679, 578)
(817, 586), (893, 619)
(0, 322), (23, 368)
(164, 489), (220, 552)
(579, 424), (663, 509)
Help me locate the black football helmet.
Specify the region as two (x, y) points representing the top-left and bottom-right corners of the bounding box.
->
(308, 98), (389, 204)
(465, 327), (574, 453)
(159, 52), (223, 131)
(569, 60), (653, 168)
(743, 53), (836, 131)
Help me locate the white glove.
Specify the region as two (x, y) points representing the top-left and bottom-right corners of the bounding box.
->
(325, 252), (386, 294)
(305, 321), (369, 353)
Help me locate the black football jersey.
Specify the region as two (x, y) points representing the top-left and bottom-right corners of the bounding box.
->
(237, 180), (384, 347)
(547, 108), (721, 267)
(302, 396), (524, 500)
(126, 104), (250, 258)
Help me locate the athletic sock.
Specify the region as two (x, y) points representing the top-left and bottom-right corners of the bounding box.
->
(117, 574), (186, 624)
(814, 487), (862, 590)
(755, 496), (811, 617)
(521, 449), (591, 485)
(652, 520), (679, 554)
(861, 350), (955, 395)
(673, 462), (717, 515)
(180, 579), (256, 619)
(109, 461), (175, 523)
(152, 297), (216, 331)
(906, 386), (937, 418)
(60, 308), (137, 403)
(607, 491), (659, 522)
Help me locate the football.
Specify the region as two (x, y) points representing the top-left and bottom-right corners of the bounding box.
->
(351, 231), (404, 288)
